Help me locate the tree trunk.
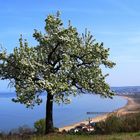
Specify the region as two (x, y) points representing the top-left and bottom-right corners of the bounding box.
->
(45, 92), (54, 134)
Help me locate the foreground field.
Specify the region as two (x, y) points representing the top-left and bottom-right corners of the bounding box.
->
(31, 133), (140, 140)
(0, 132), (140, 140)
(32, 133), (140, 140)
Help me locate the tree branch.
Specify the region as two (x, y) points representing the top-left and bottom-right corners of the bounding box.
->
(48, 42), (60, 65)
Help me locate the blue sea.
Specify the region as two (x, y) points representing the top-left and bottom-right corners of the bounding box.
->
(0, 92), (127, 132)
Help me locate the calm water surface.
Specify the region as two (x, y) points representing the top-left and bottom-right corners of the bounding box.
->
(0, 93), (127, 132)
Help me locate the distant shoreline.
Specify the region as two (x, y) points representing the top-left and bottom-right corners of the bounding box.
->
(59, 95), (140, 131)
(116, 95), (140, 115)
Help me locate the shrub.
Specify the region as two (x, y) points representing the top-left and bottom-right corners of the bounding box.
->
(10, 125), (34, 135)
(34, 119), (59, 134)
(94, 115), (122, 134)
(121, 113), (140, 132)
(34, 119), (45, 134)
(94, 113), (140, 134)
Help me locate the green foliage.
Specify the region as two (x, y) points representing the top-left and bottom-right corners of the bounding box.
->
(94, 115), (122, 134)
(34, 119), (59, 134)
(0, 12), (115, 107)
(34, 119), (45, 134)
(121, 113), (140, 132)
(30, 133), (140, 140)
(94, 113), (140, 134)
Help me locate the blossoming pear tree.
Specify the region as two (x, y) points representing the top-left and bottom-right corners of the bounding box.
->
(0, 12), (115, 134)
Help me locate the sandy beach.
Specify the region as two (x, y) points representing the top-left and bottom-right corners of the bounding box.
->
(59, 95), (140, 131)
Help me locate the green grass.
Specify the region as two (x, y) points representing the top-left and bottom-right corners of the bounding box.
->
(30, 133), (140, 140)
(1, 133), (140, 140)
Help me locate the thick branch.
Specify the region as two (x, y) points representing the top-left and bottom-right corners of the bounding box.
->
(48, 42), (60, 65)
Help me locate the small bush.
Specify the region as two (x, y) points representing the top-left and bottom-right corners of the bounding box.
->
(34, 119), (45, 134)
(10, 125), (34, 135)
(34, 119), (59, 134)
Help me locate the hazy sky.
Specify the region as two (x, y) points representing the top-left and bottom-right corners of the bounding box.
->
(0, 0), (140, 91)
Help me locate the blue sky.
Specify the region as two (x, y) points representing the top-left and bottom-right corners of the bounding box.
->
(0, 0), (140, 91)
